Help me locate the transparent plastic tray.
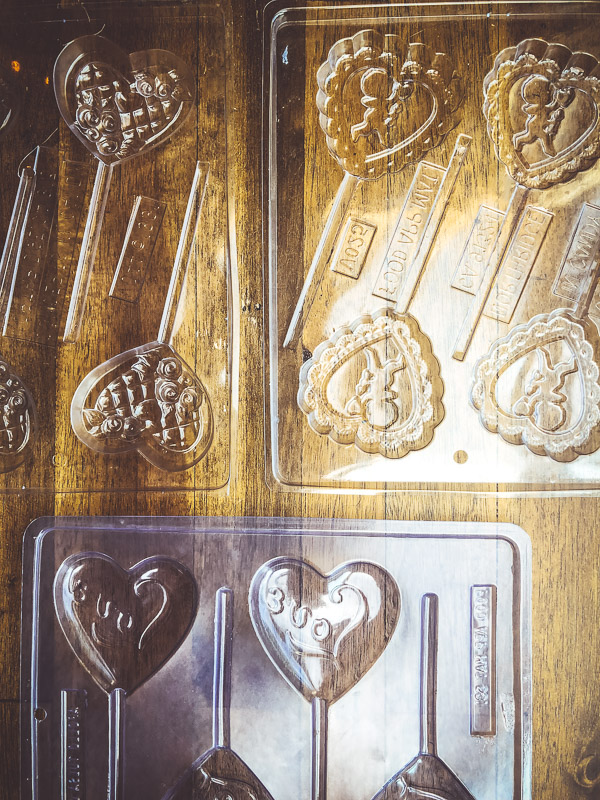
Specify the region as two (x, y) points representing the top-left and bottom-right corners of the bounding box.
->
(264, 1), (600, 492)
(21, 516), (531, 800)
(0, 2), (236, 492)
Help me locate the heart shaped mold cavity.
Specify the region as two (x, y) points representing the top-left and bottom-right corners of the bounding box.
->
(298, 309), (444, 458)
(71, 341), (213, 471)
(484, 38), (600, 188)
(54, 35), (195, 165)
(471, 308), (600, 460)
(317, 30), (463, 180)
(249, 557), (400, 704)
(54, 552), (198, 696)
(0, 355), (36, 472)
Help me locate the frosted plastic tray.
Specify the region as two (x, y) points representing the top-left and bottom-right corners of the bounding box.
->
(21, 516), (531, 800)
(0, 2), (236, 492)
(264, 1), (600, 492)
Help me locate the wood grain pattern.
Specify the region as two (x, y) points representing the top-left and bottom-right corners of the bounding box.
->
(1, 1), (600, 800)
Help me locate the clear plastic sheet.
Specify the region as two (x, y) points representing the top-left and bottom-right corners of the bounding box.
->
(21, 516), (532, 800)
(264, 1), (600, 492)
(0, 2), (236, 492)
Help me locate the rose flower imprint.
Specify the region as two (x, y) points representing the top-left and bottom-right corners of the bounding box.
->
(0, 356), (36, 473)
(81, 347), (207, 454)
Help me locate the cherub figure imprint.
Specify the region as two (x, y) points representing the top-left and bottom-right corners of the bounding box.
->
(513, 75), (575, 158)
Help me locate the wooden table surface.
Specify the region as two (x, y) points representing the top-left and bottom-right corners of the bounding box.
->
(1, 2), (599, 799)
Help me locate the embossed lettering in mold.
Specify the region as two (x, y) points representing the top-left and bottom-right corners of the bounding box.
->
(452, 206), (505, 295)
(553, 203), (600, 304)
(471, 309), (600, 461)
(55, 552), (197, 800)
(250, 559), (399, 800)
(61, 689), (86, 800)
(470, 586), (496, 737)
(372, 161), (446, 302)
(483, 206), (552, 323)
(0, 355), (36, 472)
(283, 30), (463, 347)
(453, 39), (600, 361)
(330, 218), (376, 279)
(249, 557), (400, 704)
(484, 38), (600, 189)
(298, 309), (444, 458)
(110, 196), (167, 302)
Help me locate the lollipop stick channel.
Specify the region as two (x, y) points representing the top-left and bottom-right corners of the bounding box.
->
(108, 687), (126, 800)
(213, 587), (233, 749)
(312, 696), (328, 800)
(420, 593), (438, 757)
(573, 257), (600, 320)
(0, 165), (35, 321)
(63, 161), (113, 343)
(158, 162), (210, 345)
(284, 172), (360, 348)
(452, 184), (529, 361)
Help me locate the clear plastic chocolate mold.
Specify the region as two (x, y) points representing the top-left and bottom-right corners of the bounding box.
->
(0, 2), (235, 492)
(22, 516), (531, 800)
(54, 33), (196, 343)
(264, 1), (600, 492)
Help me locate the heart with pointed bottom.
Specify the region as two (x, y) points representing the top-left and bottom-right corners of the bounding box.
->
(54, 551), (198, 695)
(249, 557), (400, 704)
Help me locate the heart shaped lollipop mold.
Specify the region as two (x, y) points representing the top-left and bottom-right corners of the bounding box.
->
(54, 35), (195, 165)
(317, 29), (463, 180)
(298, 309), (444, 458)
(70, 341), (213, 471)
(0, 355), (36, 472)
(470, 308), (600, 460)
(249, 557), (400, 704)
(54, 552), (198, 695)
(484, 38), (600, 188)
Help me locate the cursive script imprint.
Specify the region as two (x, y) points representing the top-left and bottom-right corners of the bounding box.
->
(54, 552), (198, 695)
(249, 557), (400, 704)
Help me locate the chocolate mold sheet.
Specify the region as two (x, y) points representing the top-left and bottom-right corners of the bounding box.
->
(265, 2), (600, 491)
(0, 2), (235, 492)
(22, 516), (531, 800)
